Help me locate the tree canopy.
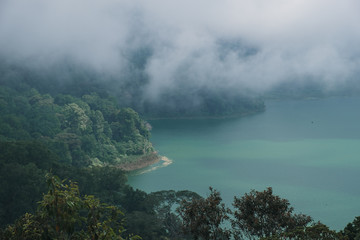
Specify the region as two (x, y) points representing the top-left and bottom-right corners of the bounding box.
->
(231, 187), (312, 239)
(1, 174), (140, 240)
(0, 85), (154, 167)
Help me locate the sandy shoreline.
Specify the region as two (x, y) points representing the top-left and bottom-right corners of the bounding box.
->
(116, 153), (160, 171)
(116, 154), (172, 172)
(134, 156), (173, 175)
(161, 156), (172, 166)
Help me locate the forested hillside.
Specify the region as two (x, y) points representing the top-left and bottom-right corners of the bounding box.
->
(1, 59), (359, 240)
(0, 84), (154, 167)
(0, 141), (201, 239)
(1, 86), (360, 239)
(0, 75), (204, 239)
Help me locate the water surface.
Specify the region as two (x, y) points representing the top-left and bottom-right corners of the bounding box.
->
(128, 97), (360, 230)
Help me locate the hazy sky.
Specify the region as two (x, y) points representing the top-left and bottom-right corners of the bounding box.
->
(1, 0), (360, 94)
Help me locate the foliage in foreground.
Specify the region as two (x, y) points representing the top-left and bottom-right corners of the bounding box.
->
(0, 140), (202, 239)
(342, 216), (360, 240)
(232, 187), (312, 239)
(177, 187), (358, 240)
(1, 173), (360, 240)
(177, 187), (231, 240)
(1, 174), (140, 240)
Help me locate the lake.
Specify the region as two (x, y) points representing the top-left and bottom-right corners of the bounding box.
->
(128, 97), (360, 230)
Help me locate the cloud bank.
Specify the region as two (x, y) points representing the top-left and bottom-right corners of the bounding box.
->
(1, 0), (360, 95)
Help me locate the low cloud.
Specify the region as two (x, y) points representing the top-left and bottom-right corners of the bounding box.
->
(1, 0), (360, 96)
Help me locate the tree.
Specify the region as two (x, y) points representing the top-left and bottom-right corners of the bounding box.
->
(0, 174), (140, 240)
(177, 187), (232, 240)
(0, 162), (46, 227)
(148, 190), (201, 239)
(262, 222), (342, 240)
(232, 187), (312, 240)
(110, 108), (150, 142)
(343, 216), (360, 240)
(62, 103), (92, 135)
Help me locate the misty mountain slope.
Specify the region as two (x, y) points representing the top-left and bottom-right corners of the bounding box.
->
(1, 0), (360, 118)
(0, 56), (266, 118)
(140, 87), (265, 118)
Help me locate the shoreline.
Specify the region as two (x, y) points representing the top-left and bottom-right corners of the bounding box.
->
(115, 153), (172, 172)
(115, 152), (161, 171)
(161, 156), (172, 166)
(133, 156), (173, 175)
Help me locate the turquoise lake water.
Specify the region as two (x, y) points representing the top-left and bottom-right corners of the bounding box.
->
(128, 97), (360, 230)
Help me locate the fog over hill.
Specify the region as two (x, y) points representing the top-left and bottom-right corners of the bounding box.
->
(1, 0), (360, 102)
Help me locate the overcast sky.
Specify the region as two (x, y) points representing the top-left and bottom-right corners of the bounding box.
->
(1, 0), (360, 94)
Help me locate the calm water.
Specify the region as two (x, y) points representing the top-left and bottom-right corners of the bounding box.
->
(128, 97), (360, 230)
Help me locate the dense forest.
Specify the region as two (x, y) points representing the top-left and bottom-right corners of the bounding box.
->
(0, 83), (155, 167)
(0, 141), (201, 239)
(0, 59), (359, 239)
(0, 85), (359, 239)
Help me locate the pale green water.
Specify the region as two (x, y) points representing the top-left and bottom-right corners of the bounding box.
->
(128, 97), (360, 230)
